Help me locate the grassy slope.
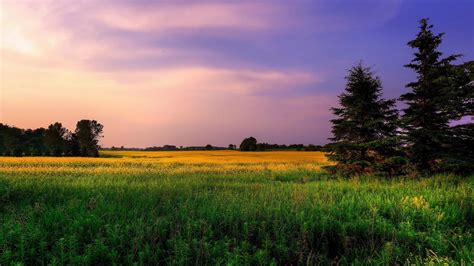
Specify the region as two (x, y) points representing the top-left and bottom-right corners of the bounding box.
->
(0, 151), (473, 265)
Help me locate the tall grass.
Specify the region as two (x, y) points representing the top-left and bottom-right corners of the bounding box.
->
(1, 151), (472, 264)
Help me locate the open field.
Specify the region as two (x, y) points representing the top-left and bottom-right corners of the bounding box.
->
(1, 151), (473, 264)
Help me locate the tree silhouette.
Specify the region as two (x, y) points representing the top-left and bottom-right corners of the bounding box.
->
(44, 122), (68, 156)
(75, 120), (104, 157)
(239, 137), (257, 151)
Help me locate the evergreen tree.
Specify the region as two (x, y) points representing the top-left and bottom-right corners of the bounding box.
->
(440, 61), (474, 174)
(328, 63), (403, 176)
(400, 18), (472, 173)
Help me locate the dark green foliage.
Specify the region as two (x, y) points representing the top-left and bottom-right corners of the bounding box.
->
(400, 18), (473, 174)
(144, 145), (179, 151)
(0, 121), (103, 157)
(444, 61), (473, 119)
(67, 133), (81, 156)
(0, 125), (49, 156)
(327, 63), (403, 176)
(442, 61), (474, 174)
(439, 123), (474, 174)
(238, 139), (311, 151)
(0, 124), (23, 156)
(304, 144), (322, 151)
(75, 120), (104, 157)
(239, 137), (257, 151)
(44, 122), (69, 156)
(23, 128), (47, 156)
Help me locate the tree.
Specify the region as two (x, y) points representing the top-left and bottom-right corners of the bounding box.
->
(24, 128), (47, 156)
(439, 61), (474, 173)
(239, 137), (257, 151)
(0, 120), (104, 157)
(400, 18), (472, 173)
(75, 120), (103, 157)
(441, 61), (474, 120)
(44, 122), (68, 156)
(205, 144), (213, 150)
(304, 144), (322, 151)
(0, 124), (6, 155)
(228, 144), (236, 150)
(67, 133), (81, 156)
(327, 63), (403, 176)
(0, 124), (23, 156)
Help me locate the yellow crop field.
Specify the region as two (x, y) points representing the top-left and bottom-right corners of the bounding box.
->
(0, 150), (330, 175)
(101, 150), (329, 163)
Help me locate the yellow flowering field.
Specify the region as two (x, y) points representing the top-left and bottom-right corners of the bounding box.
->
(0, 150), (330, 175)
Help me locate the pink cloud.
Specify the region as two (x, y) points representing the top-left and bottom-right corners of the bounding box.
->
(95, 2), (277, 32)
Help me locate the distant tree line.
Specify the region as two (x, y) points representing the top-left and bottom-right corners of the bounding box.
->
(239, 136), (323, 151)
(144, 145), (180, 151)
(0, 120), (103, 157)
(327, 18), (473, 177)
(105, 145), (231, 151)
(105, 142), (321, 152)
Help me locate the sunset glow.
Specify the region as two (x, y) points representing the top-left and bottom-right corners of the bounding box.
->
(1, 0), (473, 147)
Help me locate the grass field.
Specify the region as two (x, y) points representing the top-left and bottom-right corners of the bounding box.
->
(1, 151), (473, 265)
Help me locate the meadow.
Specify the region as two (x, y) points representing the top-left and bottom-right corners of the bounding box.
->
(0, 151), (472, 265)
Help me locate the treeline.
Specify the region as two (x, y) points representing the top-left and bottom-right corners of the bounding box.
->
(104, 145), (228, 151)
(327, 18), (473, 176)
(0, 120), (103, 157)
(239, 137), (323, 151)
(105, 142), (322, 152)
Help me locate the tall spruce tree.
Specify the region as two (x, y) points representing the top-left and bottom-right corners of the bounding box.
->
(441, 61), (474, 174)
(400, 18), (472, 173)
(328, 63), (403, 176)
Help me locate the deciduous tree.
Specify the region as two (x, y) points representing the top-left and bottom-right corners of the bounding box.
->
(75, 120), (104, 157)
(44, 122), (68, 156)
(239, 137), (257, 151)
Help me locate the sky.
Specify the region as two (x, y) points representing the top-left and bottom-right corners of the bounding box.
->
(1, 0), (473, 147)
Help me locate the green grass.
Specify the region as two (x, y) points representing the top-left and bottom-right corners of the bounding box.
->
(0, 157), (473, 265)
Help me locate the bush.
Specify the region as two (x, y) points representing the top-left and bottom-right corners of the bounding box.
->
(375, 156), (410, 177)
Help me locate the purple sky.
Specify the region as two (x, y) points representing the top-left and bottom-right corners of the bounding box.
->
(1, 0), (473, 147)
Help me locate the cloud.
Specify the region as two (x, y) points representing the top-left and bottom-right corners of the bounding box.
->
(112, 66), (321, 95)
(5, 0), (401, 146)
(0, 0), (404, 74)
(95, 2), (276, 32)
